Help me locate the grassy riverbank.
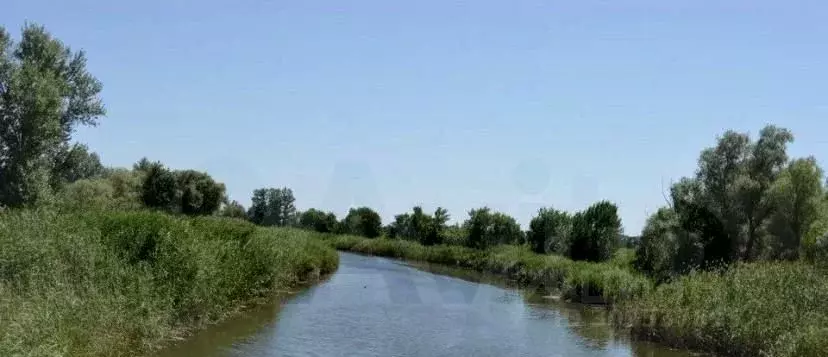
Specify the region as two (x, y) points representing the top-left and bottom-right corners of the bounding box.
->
(325, 235), (828, 357)
(0, 209), (338, 357)
(325, 235), (652, 304)
(614, 262), (828, 357)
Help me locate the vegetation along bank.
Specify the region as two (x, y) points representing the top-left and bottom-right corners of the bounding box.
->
(3, 23), (828, 357)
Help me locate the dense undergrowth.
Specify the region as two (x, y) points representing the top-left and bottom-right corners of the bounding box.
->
(614, 262), (828, 357)
(0, 209), (338, 357)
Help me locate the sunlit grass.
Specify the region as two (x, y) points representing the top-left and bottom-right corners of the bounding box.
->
(0, 209), (338, 357)
(614, 262), (828, 357)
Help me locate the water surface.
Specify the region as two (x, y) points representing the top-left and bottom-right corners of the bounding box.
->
(156, 252), (693, 357)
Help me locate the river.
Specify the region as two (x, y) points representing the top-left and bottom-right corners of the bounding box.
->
(155, 252), (693, 357)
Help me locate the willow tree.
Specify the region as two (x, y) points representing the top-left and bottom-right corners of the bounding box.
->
(0, 24), (105, 207)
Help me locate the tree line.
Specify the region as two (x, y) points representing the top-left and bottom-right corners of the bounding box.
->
(4, 24), (827, 282)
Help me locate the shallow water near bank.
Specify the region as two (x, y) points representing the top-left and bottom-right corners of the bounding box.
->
(155, 252), (696, 357)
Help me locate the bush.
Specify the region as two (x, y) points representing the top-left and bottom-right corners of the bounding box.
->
(568, 201), (621, 262)
(0, 209), (338, 357)
(464, 207), (523, 249)
(341, 206), (382, 238)
(614, 261), (828, 357)
(299, 209), (338, 233)
(527, 207), (571, 254)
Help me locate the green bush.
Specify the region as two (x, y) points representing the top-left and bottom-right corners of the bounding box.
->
(614, 262), (828, 357)
(0, 209), (338, 357)
(568, 201), (621, 262)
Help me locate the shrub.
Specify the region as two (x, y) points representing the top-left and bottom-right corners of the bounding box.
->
(527, 207), (571, 254)
(0, 209), (338, 356)
(615, 261), (828, 357)
(568, 201), (621, 262)
(341, 206), (382, 238)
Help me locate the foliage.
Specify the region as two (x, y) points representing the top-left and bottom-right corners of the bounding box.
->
(218, 200), (247, 219)
(635, 207), (682, 282)
(50, 143), (104, 188)
(568, 201), (621, 262)
(386, 206), (450, 245)
(635, 125), (824, 277)
(765, 157), (825, 260)
(247, 187), (296, 227)
(0, 209), (338, 357)
(323, 235), (651, 305)
(464, 207), (523, 249)
(176, 169), (226, 216)
(341, 206), (382, 238)
(298, 208), (338, 233)
(527, 207), (571, 254)
(140, 161), (178, 211)
(615, 261), (828, 357)
(0, 24), (105, 208)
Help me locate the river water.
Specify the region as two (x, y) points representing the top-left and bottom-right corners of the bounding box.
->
(155, 252), (693, 357)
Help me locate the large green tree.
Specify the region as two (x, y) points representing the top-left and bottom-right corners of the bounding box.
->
(342, 206), (382, 238)
(176, 170), (226, 216)
(140, 161), (178, 211)
(464, 207), (523, 249)
(299, 208), (338, 233)
(50, 143), (103, 188)
(247, 187), (297, 226)
(568, 201), (622, 262)
(527, 207), (571, 254)
(0, 24), (104, 207)
(766, 157), (825, 260)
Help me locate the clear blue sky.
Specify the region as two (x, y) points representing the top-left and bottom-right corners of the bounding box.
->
(4, 1), (828, 233)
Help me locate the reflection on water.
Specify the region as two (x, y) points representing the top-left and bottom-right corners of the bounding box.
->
(155, 252), (695, 357)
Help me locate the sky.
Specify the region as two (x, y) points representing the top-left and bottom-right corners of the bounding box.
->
(3, 1), (828, 233)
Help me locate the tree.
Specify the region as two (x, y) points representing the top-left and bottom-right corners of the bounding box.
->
(0, 24), (105, 207)
(568, 201), (621, 262)
(50, 143), (104, 188)
(425, 207), (451, 246)
(133, 157), (153, 173)
(103, 168), (143, 207)
(465, 207), (493, 249)
(140, 162), (178, 211)
(299, 209), (338, 233)
(677, 125), (794, 263)
(219, 200), (247, 220)
(463, 207), (523, 249)
(386, 206), (450, 245)
(247, 187), (296, 226)
(176, 170), (226, 216)
(766, 157), (825, 260)
(388, 213), (413, 239)
(342, 206), (382, 238)
(736, 125), (794, 260)
(527, 207), (571, 254)
(635, 207), (682, 282)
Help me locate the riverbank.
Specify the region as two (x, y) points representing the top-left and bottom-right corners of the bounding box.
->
(614, 261), (828, 357)
(323, 235), (828, 357)
(0, 210), (338, 357)
(324, 235), (651, 304)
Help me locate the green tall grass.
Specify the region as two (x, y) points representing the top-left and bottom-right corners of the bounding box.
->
(613, 262), (828, 357)
(0, 209), (338, 357)
(325, 235), (652, 304)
